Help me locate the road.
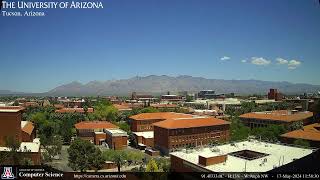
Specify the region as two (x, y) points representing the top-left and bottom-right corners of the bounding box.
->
(45, 145), (73, 172)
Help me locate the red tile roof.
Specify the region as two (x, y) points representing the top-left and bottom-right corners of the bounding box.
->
(22, 121), (34, 135)
(55, 108), (94, 113)
(130, 112), (193, 121)
(150, 104), (178, 108)
(239, 110), (313, 123)
(153, 117), (230, 129)
(0, 106), (25, 112)
(281, 123), (320, 142)
(75, 121), (119, 130)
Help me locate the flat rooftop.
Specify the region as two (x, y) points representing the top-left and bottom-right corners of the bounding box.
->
(254, 99), (277, 104)
(105, 129), (128, 136)
(0, 138), (40, 153)
(133, 131), (154, 139)
(170, 140), (315, 172)
(189, 98), (242, 105)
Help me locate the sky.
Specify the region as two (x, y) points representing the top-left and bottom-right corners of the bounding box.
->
(0, 0), (320, 93)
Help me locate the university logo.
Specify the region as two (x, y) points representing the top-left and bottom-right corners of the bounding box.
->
(1, 167), (15, 180)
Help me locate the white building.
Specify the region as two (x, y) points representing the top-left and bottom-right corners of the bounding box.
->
(170, 140), (317, 172)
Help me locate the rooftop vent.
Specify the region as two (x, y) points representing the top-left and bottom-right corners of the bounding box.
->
(229, 150), (269, 161)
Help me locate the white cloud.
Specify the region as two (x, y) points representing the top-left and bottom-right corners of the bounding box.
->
(251, 57), (271, 66)
(241, 60), (247, 63)
(287, 60), (301, 70)
(288, 66), (297, 70)
(275, 58), (301, 70)
(276, 58), (288, 64)
(288, 60), (301, 67)
(220, 56), (231, 61)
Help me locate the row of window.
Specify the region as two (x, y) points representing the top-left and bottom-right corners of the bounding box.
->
(244, 118), (282, 125)
(170, 133), (221, 143)
(171, 142), (196, 149)
(169, 127), (225, 136)
(136, 119), (160, 125)
(138, 125), (153, 131)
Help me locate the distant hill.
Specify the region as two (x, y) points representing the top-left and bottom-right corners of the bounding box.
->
(44, 75), (320, 96)
(0, 90), (25, 95)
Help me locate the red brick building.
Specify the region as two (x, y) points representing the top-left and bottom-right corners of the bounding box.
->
(113, 104), (132, 112)
(0, 106), (24, 146)
(129, 112), (193, 132)
(55, 107), (94, 113)
(239, 110), (314, 129)
(153, 117), (230, 155)
(160, 95), (185, 103)
(0, 106), (40, 165)
(150, 104), (179, 111)
(281, 123), (320, 147)
(21, 121), (36, 142)
(105, 129), (128, 150)
(268, 89), (283, 101)
(131, 92), (154, 101)
(75, 121), (127, 150)
(132, 131), (154, 149)
(129, 112), (194, 149)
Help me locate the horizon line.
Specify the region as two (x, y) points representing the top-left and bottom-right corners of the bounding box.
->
(2, 74), (320, 94)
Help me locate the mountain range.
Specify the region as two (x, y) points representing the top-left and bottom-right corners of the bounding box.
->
(46, 75), (320, 96)
(1, 75), (320, 96)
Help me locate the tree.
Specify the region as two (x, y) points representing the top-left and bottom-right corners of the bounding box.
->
(145, 159), (159, 172)
(241, 102), (256, 114)
(89, 148), (105, 172)
(113, 151), (126, 172)
(30, 112), (47, 128)
(311, 99), (320, 121)
(21, 158), (33, 165)
(294, 139), (310, 148)
(39, 121), (56, 144)
(139, 107), (159, 113)
(83, 105), (89, 115)
(92, 103), (119, 121)
(13, 101), (20, 106)
(287, 121), (304, 131)
(42, 135), (63, 162)
(102, 149), (145, 172)
(155, 158), (170, 172)
(251, 125), (285, 142)
(5, 136), (22, 165)
(67, 139), (104, 172)
(230, 117), (251, 141)
(114, 122), (130, 132)
(0, 151), (8, 165)
(186, 95), (193, 102)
